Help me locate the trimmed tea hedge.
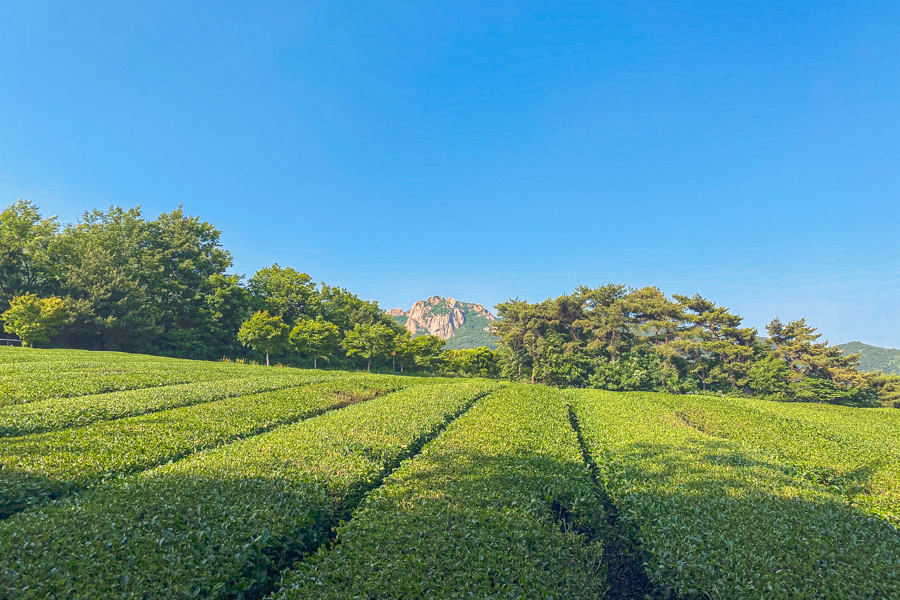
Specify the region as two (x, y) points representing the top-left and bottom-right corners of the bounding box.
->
(571, 390), (900, 599)
(277, 384), (607, 599)
(0, 381), (496, 599)
(0, 362), (254, 406)
(0, 374), (413, 517)
(651, 393), (900, 524)
(0, 347), (178, 366)
(0, 348), (276, 405)
(0, 370), (334, 437)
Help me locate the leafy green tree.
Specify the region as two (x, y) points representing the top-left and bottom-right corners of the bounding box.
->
(237, 310), (288, 366)
(866, 373), (900, 408)
(767, 318), (867, 401)
(395, 333), (446, 372)
(56, 205), (236, 356)
(318, 284), (400, 333)
(412, 335), (446, 371)
(55, 206), (152, 350)
(748, 354), (791, 398)
(628, 286), (682, 347)
(493, 299), (531, 379)
(675, 294), (757, 391)
(1, 294), (71, 347)
(248, 264), (319, 326)
(0, 200), (61, 313)
(200, 274), (253, 359)
(59, 240), (157, 351)
(147, 207), (235, 355)
(768, 318), (859, 378)
(495, 299), (553, 382)
(576, 284), (632, 359)
(392, 331), (415, 372)
(342, 322), (395, 372)
(444, 347), (500, 378)
(589, 352), (661, 391)
(290, 317), (340, 368)
(546, 293), (586, 343)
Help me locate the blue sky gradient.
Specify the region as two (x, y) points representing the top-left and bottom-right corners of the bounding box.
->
(1, 1), (898, 345)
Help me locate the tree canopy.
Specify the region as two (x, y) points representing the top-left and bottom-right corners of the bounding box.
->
(0, 199), (888, 405)
(342, 323), (396, 372)
(0, 200), (399, 368)
(248, 264), (318, 326)
(1, 294), (71, 347)
(395, 333), (446, 372)
(237, 311), (288, 366)
(492, 286), (875, 404)
(289, 317), (341, 369)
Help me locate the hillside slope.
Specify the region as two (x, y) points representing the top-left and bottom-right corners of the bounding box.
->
(837, 341), (900, 375)
(388, 296), (498, 350)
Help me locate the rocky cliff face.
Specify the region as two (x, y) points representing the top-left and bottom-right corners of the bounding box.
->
(388, 296), (498, 349)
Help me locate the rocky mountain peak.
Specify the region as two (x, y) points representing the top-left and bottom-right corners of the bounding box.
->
(387, 296), (498, 349)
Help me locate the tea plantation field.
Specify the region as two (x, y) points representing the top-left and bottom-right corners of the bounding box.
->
(0, 347), (898, 599)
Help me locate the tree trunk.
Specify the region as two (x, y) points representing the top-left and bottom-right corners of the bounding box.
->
(367, 358), (371, 372)
(314, 356), (317, 369)
(266, 352), (270, 367)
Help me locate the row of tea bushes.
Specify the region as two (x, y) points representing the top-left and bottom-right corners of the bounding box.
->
(0, 374), (413, 518)
(651, 393), (900, 524)
(0, 347), (179, 365)
(0, 381), (496, 599)
(0, 355), (206, 378)
(0, 348), (274, 405)
(277, 384), (608, 599)
(0, 370), (335, 437)
(0, 363), (250, 406)
(740, 396), (900, 524)
(571, 390), (900, 599)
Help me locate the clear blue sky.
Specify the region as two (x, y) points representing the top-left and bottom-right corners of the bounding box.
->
(2, 1), (898, 346)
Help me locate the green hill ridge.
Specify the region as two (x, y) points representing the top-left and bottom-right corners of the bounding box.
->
(837, 341), (900, 375)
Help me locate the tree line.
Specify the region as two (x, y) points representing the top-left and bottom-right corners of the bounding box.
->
(493, 285), (899, 406)
(1, 199), (897, 406)
(0, 199), (455, 373)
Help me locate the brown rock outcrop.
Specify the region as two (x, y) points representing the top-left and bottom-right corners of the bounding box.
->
(387, 296), (496, 340)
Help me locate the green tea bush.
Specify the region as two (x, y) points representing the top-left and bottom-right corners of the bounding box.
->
(0, 362), (250, 406)
(0, 370), (333, 437)
(0, 348), (274, 405)
(0, 347), (154, 364)
(572, 390), (900, 599)
(0, 381), (496, 599)
(277, 384), (607, 599)
(0, 374), (414, 517)
(651, 393), (900, 524)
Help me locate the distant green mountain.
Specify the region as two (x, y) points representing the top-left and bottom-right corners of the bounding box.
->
(388, 296), (498, 350)
(837, 341), (900, 375)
